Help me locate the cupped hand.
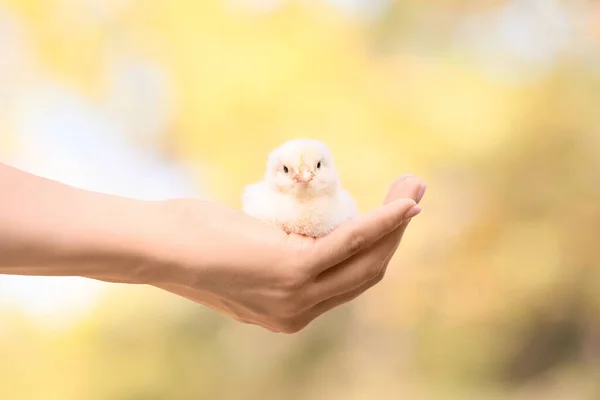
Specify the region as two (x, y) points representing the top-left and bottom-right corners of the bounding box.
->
(151, 175), (426, 333)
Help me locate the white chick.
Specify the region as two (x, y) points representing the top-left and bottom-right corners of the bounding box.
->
(242, 139), (358, 238)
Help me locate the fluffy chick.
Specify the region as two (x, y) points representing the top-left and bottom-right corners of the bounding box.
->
(242, 139), (358, 238)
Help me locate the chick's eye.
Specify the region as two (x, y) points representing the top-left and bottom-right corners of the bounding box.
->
(283, 166), (289, 173)
(316, 161), (321, 169)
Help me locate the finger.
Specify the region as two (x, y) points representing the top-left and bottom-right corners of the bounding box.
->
(303, 175), (425, 276)
(305, 197), (421, 275)
(305, 227), (398, 302)
(293, 251), (397, 331)
(303, 176), (426, 302)
(362, 175), (426, 276)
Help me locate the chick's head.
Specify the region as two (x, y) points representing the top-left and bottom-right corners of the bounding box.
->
(265, 139), (340, 197)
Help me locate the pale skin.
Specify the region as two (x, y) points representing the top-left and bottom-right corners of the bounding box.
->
(0, 162), (426, 333)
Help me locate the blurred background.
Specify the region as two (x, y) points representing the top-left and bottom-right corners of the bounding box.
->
(0, 0), (599, 399)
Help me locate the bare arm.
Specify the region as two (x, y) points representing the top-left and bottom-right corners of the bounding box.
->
(0, 162), (163, 282)
(0, 162), (425, 333)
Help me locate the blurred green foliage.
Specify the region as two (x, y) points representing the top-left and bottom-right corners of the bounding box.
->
(1, 0), (599, 399)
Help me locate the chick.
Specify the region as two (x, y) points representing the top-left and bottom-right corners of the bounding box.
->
(242, 139), (358, 238)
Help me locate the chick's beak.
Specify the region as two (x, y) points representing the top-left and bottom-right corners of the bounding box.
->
(294, 167), (314, 183)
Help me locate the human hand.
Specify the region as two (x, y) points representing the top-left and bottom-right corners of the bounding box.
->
(148, 175), (426, 333)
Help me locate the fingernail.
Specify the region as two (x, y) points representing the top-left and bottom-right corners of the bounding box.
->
(404, 205), (422, 219)
(416, 184), (427, 203)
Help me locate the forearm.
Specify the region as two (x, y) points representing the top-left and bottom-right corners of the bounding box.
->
(0, 163), (165, 283)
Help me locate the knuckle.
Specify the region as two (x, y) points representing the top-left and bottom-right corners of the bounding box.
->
(348, 232), (368, 254)
(278, 268), (309, 293)
(392, 175), (413, 188)
(277, 293), (306, 318)
(356, 273), (384, 299)
(393, 175), (420, 189)
(233, 315), (252, 325)
(378, 220), (395, 236)
(284, 255), (314, 279)
(275, 318), (308, 334)
(362, 262), (385, 284)
(371, 270), (385, 285)
(364, 262), (381, 279)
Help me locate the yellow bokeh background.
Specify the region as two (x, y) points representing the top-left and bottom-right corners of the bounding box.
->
(1, 0), (599, 399)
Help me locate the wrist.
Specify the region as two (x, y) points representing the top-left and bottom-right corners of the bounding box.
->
(68, 194), (200, 287)
(72, 195), (170, 285)
(85, 198), (209, 288)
